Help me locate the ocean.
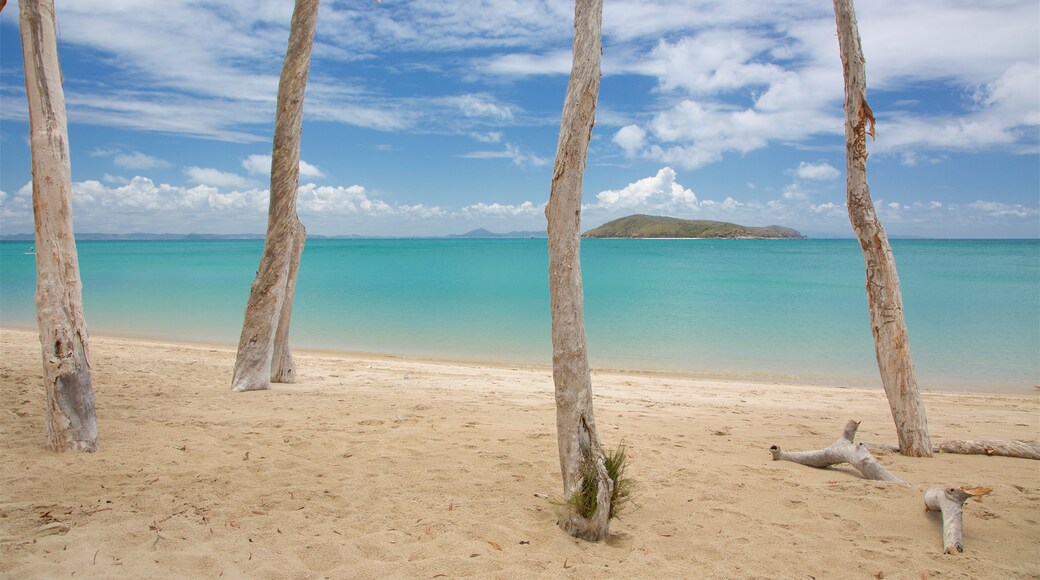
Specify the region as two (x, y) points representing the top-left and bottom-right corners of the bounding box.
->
(1, 238), (1037, 393)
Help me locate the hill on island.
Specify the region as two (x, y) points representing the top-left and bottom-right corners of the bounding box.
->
(582, 214), (804, 239)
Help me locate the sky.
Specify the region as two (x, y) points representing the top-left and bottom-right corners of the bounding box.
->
(1, 0), (1038, 238)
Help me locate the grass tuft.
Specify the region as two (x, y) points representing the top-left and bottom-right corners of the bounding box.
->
(567, 443), (634, 520)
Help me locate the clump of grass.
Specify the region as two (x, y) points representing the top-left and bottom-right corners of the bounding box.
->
(568, 443), (634, 520)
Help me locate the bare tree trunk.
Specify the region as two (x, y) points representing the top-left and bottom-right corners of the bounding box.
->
(20, 0), (98, 452)
(546, 0), (612, 542)
(832, 0), (932, 457)
(271, 221), (305, 383)
(232, 0), (317, 392)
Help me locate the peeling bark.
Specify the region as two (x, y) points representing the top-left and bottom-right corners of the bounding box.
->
(546, 0), (611, 542)
(20, 0), (98, 452)
(232, 0), (317, 392)
(924, 486), (992, 554)
(769, 420), (908, 485)
(832, 0), (932, 457)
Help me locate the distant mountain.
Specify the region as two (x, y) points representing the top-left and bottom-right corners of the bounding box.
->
(448, 228), (547, 239)
(582, 215), (804, 239)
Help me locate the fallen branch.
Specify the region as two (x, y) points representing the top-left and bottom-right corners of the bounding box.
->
(769, 420), (909, 485)
(867, 440), (1040, 460)
(923, 486), (992, 554)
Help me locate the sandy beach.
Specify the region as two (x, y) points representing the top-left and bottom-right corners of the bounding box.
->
(1, 327), (1038, 578)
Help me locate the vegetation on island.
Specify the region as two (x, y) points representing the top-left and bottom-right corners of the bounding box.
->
(582, 214), (805, 239)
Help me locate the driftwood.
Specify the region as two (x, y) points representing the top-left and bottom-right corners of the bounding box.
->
(769, 420), (908, 485)
(924, 486), (992, 554)
(867, 440), (1040, 460)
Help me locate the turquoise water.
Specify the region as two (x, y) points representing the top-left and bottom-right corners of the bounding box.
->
(1, 239), (1037, 393)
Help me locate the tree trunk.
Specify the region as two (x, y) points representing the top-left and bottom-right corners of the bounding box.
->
(271, 221), (305, 383)
(832, 0), (932, 457)
(546, 0), (612, 542)
(232, 0), (317, 392)
(20, 0), (99, 452)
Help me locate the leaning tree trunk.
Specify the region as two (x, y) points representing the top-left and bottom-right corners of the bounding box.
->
(232, 0), (317, 392)
(546, 0), (612, 542)
(833, 0), (932, 457)
(20, 0), (99, 452)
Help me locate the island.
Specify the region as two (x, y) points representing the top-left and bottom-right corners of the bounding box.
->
(582, 214), (804, 239)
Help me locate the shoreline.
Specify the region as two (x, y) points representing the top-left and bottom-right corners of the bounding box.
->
(3, 325), (1033, 396)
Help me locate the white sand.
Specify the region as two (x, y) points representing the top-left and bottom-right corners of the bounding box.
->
(1, 327), (1038, 578)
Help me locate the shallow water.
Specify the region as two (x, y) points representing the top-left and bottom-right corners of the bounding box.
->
(1, 238), (1036, 393)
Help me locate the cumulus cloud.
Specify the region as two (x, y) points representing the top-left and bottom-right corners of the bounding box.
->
(73, 177), (264, 212)
(241, 154), (326, 179)
(613, 125), (647, 157)
(795, 161), (841, 180)
(593, 167), (698, 210)
(0, 176), (449, 234)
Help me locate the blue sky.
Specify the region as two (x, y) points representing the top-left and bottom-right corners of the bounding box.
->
(1, 0), (1037, 237)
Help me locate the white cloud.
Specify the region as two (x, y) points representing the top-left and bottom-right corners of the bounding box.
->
(242, 154), (326, 179)
(184, 167), (257, 190)
(241, 155), (271, 176)
(471, 131), (503, 143)
(103, 174), (130, 185)
(1, 0), (1031, 163)
(479, 50), (573, 77)
(461, 201), (542, 217)
(299, 161), (324, 179)
(613, 125), (646, 158)
(648, 30), (788, 95)
(593, 167), (698, 210)
(795, 161), (840, 180)
(782, 185), (809, 201)
(112, 151), (172, 170)
(594, 1), (1036, 168)
(461, 143), (548, 167)
(444, 94), (514, 121)
(967, 200), (1039, 218)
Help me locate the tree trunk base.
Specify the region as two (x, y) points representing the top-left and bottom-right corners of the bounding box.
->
(558, 455), (613, 542)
